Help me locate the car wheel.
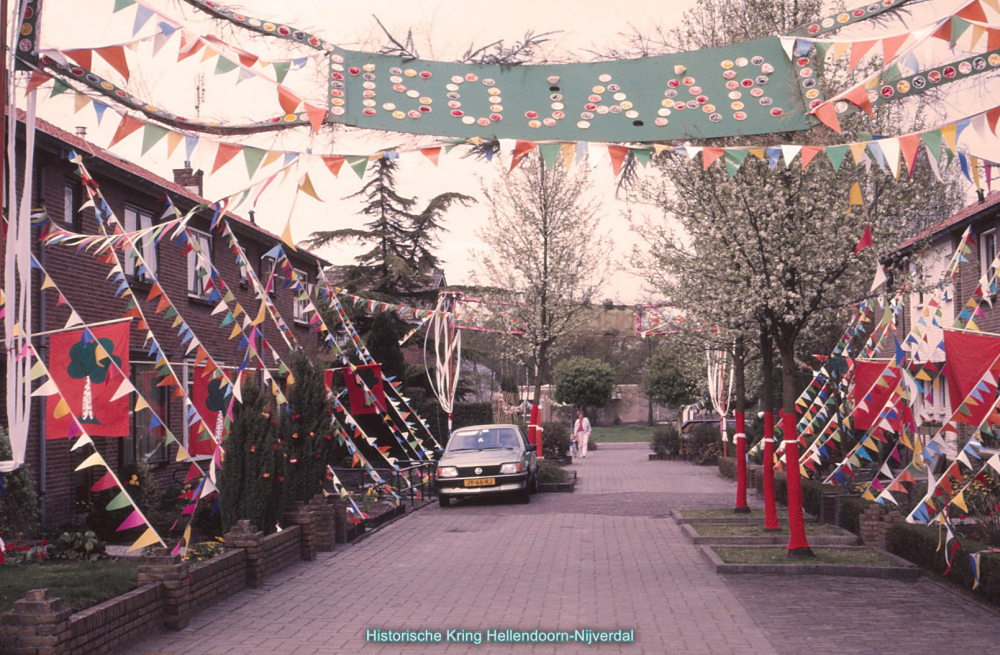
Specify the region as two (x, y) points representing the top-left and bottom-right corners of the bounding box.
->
(439, 495), (451, 508)
(529, 473), (538, 494)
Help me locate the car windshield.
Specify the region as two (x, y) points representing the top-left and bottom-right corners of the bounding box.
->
(447, 428), (522, 451)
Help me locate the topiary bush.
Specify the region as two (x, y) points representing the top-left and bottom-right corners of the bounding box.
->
(650, 425), (680, 457)
(0, 427), (42, 540)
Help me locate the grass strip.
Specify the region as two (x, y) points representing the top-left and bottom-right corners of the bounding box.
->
(0, 560), (139, 614)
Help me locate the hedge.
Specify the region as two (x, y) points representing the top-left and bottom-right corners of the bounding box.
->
(718, 456), (737, 480)
(836, 496), (872, 535)
(887, 522), (1000, 608)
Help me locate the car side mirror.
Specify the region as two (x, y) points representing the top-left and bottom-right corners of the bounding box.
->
(526, 444), (537, 453)
(433, 448), (444, 459)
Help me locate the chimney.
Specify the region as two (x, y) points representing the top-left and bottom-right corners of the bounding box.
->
(248, 209), (256, 225)
(75, 126), (87, 138)
(172, 161), (204, 197)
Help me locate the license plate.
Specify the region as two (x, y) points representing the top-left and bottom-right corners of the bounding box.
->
(464, 478), (495, 487)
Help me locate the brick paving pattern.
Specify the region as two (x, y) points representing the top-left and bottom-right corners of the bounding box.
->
(132, 442), (1000, 654)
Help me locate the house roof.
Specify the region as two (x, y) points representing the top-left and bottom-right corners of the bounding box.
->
(17, 110), (329, 266)
(895, 191), (1000, 254)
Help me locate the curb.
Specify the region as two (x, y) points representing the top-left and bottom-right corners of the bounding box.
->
(671, 509), (818, 525)
(680, 523), (859, 546)
(697, 545), (921, 579)
(538, 470), (577, 493)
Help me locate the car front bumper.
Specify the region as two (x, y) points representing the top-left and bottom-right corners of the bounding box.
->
(436, 472), (529, 495)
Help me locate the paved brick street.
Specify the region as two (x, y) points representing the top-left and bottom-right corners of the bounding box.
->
(133, 442), (1000, 655)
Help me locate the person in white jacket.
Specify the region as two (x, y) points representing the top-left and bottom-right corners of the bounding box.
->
(572, 409), (592, 458)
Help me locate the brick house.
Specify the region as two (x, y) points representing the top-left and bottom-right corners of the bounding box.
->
(894, 190), (1000, 448)
(2, 113), (332, 526)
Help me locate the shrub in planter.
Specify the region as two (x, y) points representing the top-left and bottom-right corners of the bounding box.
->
(541, 423), (571, 460)
(685, 423), (721, 455)
(650, 425), (679, 458)
(536, 460), (569, 484)
(0, 427), (41, 539)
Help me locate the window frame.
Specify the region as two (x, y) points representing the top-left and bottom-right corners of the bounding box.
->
(123, 205), (157, 283)
(292, 268), (311, 324)
(981, 228), (997, 282)
(63, 180), (81, 231)
(187, 228), (213, 300)
(130, 359), (169, 465)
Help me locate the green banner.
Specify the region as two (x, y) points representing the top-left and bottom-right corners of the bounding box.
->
(330, 38), (815, 141)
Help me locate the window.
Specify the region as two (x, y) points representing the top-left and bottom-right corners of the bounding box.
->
(131, 361), (168, 464)
(260, 254), (277, 296)
(63, 182), (80, 230)
(187, 229), (212, 298)
(238, 246), (249, 287)
(981, 229), (997, 280)
(123, 207), (157, 282)
(293, 268), (311, 323)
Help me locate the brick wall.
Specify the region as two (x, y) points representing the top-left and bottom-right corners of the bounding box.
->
(67, 585), (164, 655)
(189, 549), (247, 615)
(262, 525), (303, 574)
(2, 509), (334, 654)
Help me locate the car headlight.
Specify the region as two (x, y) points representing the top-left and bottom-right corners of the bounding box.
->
(499, 462), (523, 474)
(438, 466), (458, 478)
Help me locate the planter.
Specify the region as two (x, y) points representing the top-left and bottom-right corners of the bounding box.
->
(697, 545), (920, 579)
(537, 470), (578, 493)
(697, 457), (719, 466)
(671, 509), (818, 525)
(680, 523), (859, 546)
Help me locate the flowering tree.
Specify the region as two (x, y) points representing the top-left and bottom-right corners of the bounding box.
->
(475, 153), (610, 405)
(630, 0), (964, 555)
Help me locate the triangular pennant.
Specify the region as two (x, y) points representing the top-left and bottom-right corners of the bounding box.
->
(108, 115), (144, 149)
(212, 143), (243, 174)
(95, 46), (130, 82)
(304, 103), (327, 134)
(127, 527), (162, 552)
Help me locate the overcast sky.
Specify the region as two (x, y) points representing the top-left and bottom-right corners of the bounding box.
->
(30, 0), (990, 303)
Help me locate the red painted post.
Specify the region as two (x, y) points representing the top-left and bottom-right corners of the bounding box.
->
(528, 404), (542, 458)
(782, 411), (812, 556)
(762, 413), (780, 531)
(734, 412), (749, 513)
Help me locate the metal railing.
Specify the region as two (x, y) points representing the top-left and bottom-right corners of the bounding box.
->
(328, 460), (438, 511)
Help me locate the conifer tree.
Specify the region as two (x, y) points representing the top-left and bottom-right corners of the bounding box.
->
(219, 381), (282, 534)
(304, 157), (475, 297)
(366, 311), (406, 381)
(279, 354), (336, 505)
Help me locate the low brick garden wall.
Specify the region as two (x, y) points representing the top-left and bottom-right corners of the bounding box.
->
(0, 495), (364, 655)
